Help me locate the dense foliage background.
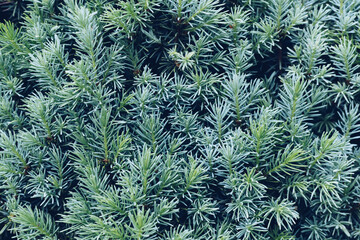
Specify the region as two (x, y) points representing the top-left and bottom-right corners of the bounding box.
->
(1, 0), (360, 239)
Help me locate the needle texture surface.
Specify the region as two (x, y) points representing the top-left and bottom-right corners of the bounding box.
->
(0, 0), (360, 239)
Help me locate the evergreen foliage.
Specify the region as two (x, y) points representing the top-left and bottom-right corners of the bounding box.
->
(0, 0), (360, 239)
